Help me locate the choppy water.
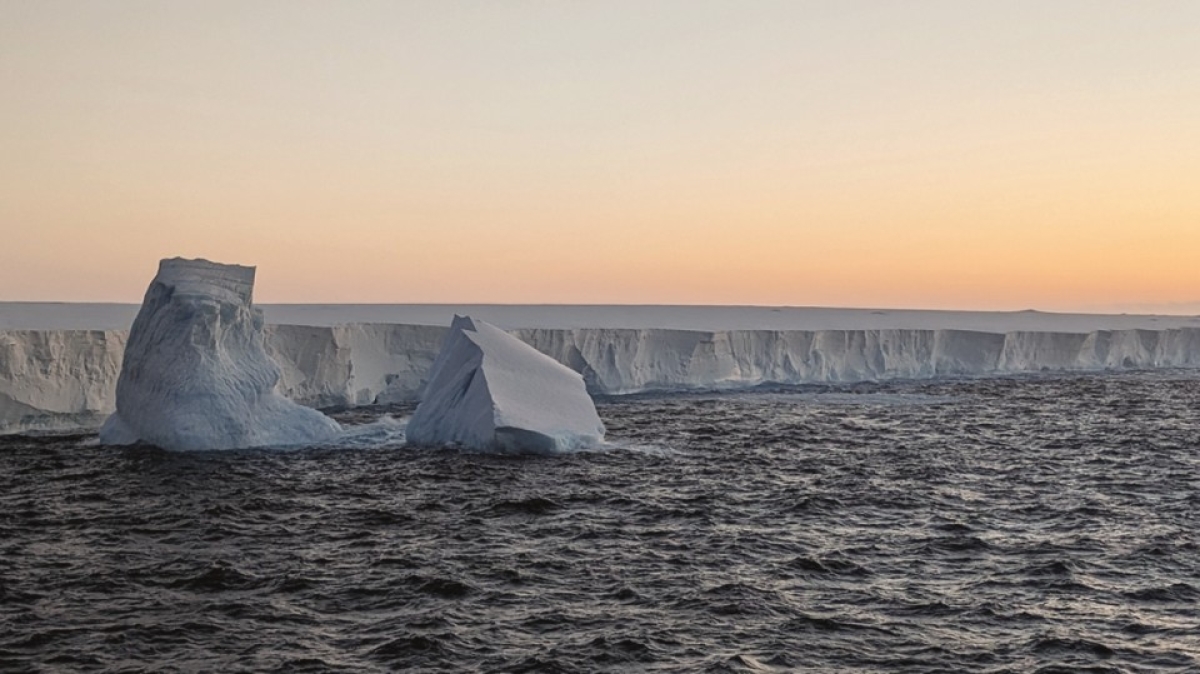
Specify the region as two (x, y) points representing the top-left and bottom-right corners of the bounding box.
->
(2, 372), (1199, 672)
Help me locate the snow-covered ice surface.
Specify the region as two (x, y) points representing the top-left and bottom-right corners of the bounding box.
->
(97, 259), (341, 450)
(4, 302), (1200, 434)
(407, 316), (605, 453)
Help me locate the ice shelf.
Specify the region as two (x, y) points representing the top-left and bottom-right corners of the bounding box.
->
(4, 304), (1200, 435)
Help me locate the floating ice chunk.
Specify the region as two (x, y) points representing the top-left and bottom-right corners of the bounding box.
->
(98, 258), (341, 450)
(406, 316), (605, 453)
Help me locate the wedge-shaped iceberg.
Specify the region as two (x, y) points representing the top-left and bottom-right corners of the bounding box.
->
(98, 258), (341, 450)
(407, 316), (605, 453)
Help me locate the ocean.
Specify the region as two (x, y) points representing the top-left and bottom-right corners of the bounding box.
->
(2, 371), (1198, 672)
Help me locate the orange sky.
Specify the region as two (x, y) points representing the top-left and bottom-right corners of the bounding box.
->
(1, 1), (1198, 311)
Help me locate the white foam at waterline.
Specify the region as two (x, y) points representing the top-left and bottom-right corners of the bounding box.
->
(329, 416), (409, 450)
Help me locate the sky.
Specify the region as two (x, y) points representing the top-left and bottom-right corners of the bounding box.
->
(1, 1), (1198, 311)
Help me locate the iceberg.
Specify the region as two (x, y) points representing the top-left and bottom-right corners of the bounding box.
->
(98, 258), (341, 450)
(406, 316), (605, 453)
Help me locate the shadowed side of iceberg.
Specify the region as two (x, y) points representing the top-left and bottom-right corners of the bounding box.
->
(98, 258), (341, 451)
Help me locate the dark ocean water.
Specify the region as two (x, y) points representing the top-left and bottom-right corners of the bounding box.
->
(2, 372), (1199, 673)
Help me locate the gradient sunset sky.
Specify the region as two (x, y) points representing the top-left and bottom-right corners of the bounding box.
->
(2, 1), (1197, 310)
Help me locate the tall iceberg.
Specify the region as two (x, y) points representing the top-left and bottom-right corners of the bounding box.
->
(406, 316), (605, 453)
(99, 258), (341, 450)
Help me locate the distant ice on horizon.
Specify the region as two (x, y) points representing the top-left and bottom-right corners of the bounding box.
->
(2, 302), (1199, 334)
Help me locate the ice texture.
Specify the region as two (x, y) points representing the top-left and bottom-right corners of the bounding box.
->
(0, 329), (125, 432)
(512, 327), (1200, 392)
(97, 258), (341, 450)
(5, 307), (1200, 434)
(265, 323), (445, 408)
(405, 316), (605, 453)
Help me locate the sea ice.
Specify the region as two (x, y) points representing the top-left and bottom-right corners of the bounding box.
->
(98, 258), (341, 450)
(406, 316), (605, 453)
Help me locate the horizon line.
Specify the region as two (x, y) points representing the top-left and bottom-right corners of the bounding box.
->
(1, 299), (1197, 317)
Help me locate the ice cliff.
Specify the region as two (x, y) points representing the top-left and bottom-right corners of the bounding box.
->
(97, 259), (341, 450)
(4, 318), (1200, 435)
(511, 327), (1200, 393)
(406, 317), (605, 453)
(0, 330), (125, 432)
